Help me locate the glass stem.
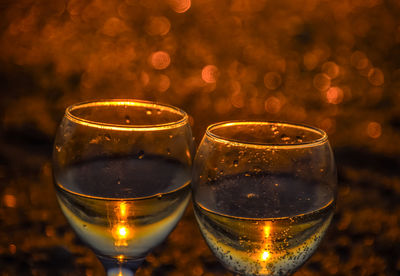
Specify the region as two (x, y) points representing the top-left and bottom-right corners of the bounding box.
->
(97, 255), (144, 276)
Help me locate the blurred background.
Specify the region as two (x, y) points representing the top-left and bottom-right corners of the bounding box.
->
(0, 0), (400, 275)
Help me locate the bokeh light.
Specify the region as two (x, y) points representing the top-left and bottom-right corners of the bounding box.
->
(146, 16), (171, 36)
(201, 65), (219, 84)
(168, 0), (191, 13)
(326, 87), (344, 104)
(3, 194), (16, 208)
(368, 68), (384, 86)
(263, 72), (282, 90)
(150, 51), (171, 70)
(367, 121), (382, 139)
(313, 73), (331, 92)
(264, 96), (282, 114)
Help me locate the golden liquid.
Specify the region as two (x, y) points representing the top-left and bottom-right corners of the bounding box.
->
(57, 184), (190, 259)
(55, 157), (191, 260)
(194, 200), (334, 275)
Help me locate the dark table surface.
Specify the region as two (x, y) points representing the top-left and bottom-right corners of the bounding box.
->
(1, 0), (400, 275)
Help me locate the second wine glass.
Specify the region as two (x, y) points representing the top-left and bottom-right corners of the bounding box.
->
(52, 100), (194, 275)
(192, 121), (337, 275)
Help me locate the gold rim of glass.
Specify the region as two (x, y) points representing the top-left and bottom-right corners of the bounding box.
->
(206, 121), (328, 149)
(65, 99), (188, 131)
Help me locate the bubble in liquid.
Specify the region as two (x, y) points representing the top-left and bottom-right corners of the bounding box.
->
(296, 136), (303, 143)
(104, 134), (111, 141)
(167, 148), (171, 155)
(55, 145), (62, 152)
(117, 177), (121, 185)
(233, 160), (239, 167)
(125, 115), (131, 124)
(157, 194), (163, 199)
(247, 193), (258, 199)
(146, 110), (152, 115)
(138, 150), (145, 159)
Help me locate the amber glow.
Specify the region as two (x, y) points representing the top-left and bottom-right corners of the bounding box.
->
(260, 223), (271, 261)
(261, 251), (270, 261)
(118, 225), (128, 238)
(112, 202), (132, 247)
(119, 202), (127, 219)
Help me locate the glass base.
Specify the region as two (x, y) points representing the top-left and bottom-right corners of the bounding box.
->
(97, 255), (145, 276)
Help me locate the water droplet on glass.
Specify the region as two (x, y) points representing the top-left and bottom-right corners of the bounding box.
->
(125, 115), (131, 124)
(233, 160), (238, 167)
(104, 134), (111, 141)
(280, 134), (290, 142)
(146, 110), (152, 115)
(138, 150), (144, 159)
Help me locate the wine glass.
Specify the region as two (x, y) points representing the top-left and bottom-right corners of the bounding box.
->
(52, 100), (194, 276)
(192, 121), (337, 275)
